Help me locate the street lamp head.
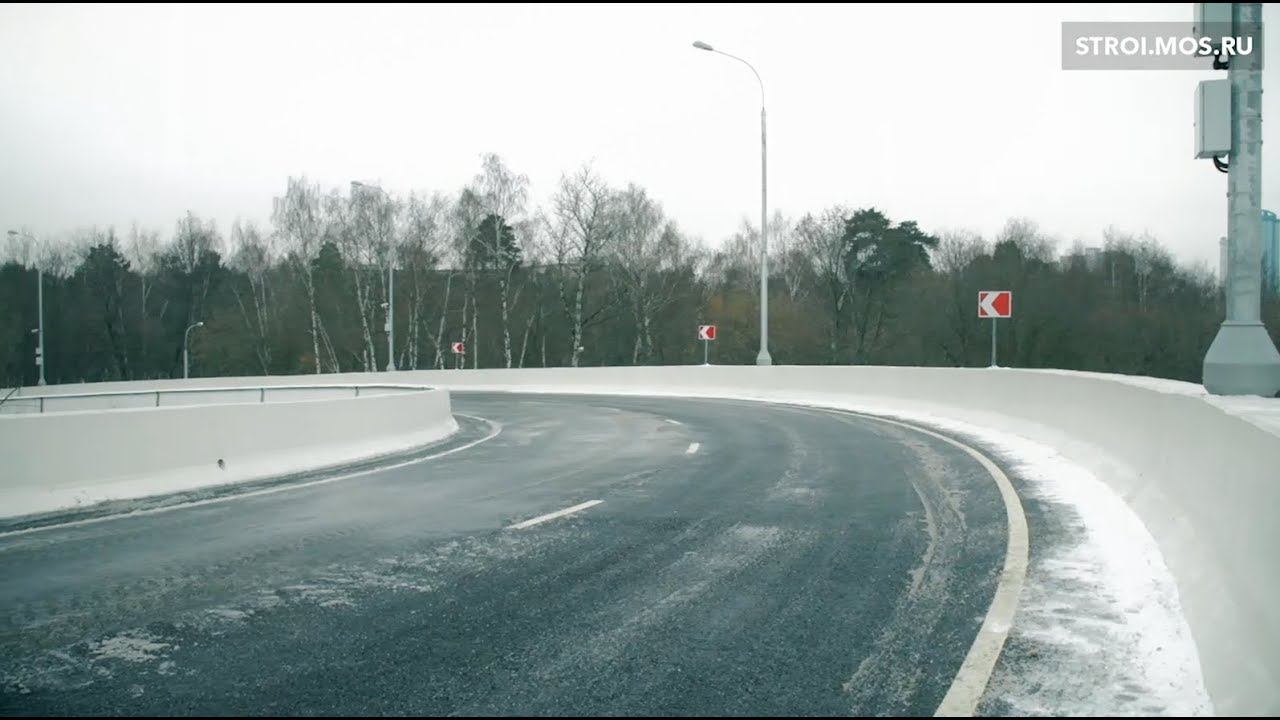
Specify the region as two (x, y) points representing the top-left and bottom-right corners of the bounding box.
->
(692, 40), (714, 51)
(196, 321), (205, 328)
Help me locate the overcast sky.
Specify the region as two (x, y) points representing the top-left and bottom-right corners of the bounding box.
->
(1, 3), (1276, 268)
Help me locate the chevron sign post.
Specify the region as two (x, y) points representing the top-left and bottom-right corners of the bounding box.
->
(697, 325), (716, 365)
(978, 291), (1012, 367)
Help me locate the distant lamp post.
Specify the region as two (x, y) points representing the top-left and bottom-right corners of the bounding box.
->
(184, 321), (204, 379)
(351, 180), (396, 372)
(691, 40), (771, 366)
(8, 229), (46, 385)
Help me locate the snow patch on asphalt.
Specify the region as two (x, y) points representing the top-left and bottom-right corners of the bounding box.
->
(3, 628), (178, 696)
(191, 528), (570, 626)
(89, 632), (172, 664)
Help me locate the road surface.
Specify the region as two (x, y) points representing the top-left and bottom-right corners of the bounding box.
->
(1, 393), (1012, 716)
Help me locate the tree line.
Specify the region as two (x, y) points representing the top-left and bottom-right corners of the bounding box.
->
(4, 153), (1275, 387)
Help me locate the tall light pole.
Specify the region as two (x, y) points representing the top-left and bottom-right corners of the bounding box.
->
(183, 321), (204, 379)
(8, 230), (45, 385)
(692, 40), (771, 365)
(351, 180), (396, 372)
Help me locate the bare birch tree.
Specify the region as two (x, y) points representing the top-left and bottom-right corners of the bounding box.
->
(796, 206), (849, 362)
(273, 176), (332, 373)
(229, 221), (275, 374)
(398, 192), (448, 369)
(551, 165), (616, 367)
(610, 184), (690, 364)
(469, 153), (529, 368)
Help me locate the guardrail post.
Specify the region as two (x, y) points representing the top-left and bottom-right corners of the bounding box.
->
(39, 397), (44, 413)
(155, 391), (160, 407)
(260, 387), (265, 403)
(355, 386), (361, 398)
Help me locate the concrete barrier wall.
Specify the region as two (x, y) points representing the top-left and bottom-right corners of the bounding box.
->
(0, 387), (457, 518)
(6, 366), (1278, 713)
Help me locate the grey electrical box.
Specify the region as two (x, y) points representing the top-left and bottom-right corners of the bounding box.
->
(1196, 78), (1231, 159)
(1194, 3), (1233, 52)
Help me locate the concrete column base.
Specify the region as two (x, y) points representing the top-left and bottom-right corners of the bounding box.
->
(1203, 321), (1280, 396)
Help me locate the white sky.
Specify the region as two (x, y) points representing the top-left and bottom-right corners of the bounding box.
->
(1, 3), (1276, 268)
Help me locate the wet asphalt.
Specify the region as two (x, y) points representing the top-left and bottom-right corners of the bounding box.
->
(0, 393), (1008, 716)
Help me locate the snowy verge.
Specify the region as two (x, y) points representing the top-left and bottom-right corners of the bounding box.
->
(0, 387), (457, 519)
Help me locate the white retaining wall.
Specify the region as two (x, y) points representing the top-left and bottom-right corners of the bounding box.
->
(0, 386), (456, 518)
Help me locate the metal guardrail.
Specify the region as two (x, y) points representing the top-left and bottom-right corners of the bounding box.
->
(0, 383), (432, 415)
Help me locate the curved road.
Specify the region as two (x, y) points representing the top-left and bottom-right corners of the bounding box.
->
(0, 393), (1012, 716)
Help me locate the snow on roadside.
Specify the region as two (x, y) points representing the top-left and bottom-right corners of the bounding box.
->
(917, 416), (1211, 715)
(799, 400), (1212, 715)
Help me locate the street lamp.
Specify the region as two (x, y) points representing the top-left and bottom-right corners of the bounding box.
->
(351, 180), (396, 372)
(8, 229), (45, 385)
(692, 40), (772, 366)
(184, 321), (204, 379)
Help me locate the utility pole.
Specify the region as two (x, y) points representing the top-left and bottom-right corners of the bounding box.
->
(1202, 3), (1280, 395)
(35, 266), (45, 385)
(9, 230), (46, 385)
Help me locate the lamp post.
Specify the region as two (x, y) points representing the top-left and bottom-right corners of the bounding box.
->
(8, 229), (45, 385)
(351, 181), (396, 372)
(692, 40), (771, 366)
(183, 321), (204, 379)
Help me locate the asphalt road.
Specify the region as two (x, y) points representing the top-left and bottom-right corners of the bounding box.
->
(0, 393), (1010, 716)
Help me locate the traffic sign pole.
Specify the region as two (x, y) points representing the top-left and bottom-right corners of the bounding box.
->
(990, 318), (997, 368)
(697, 324), (716, 364)
(978, 290), (1011, 368)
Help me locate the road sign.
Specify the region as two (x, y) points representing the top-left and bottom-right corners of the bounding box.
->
(451, 341), (465, 354)
(697, 325), (716, 365)
(978, 290), (1012, 319)
(978, 291), (1012, 368)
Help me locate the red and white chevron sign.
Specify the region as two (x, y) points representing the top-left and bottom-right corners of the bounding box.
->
(978, 291), (1012, 319)
(697, 325), (716, 341)
(451, 341), (465, 354)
